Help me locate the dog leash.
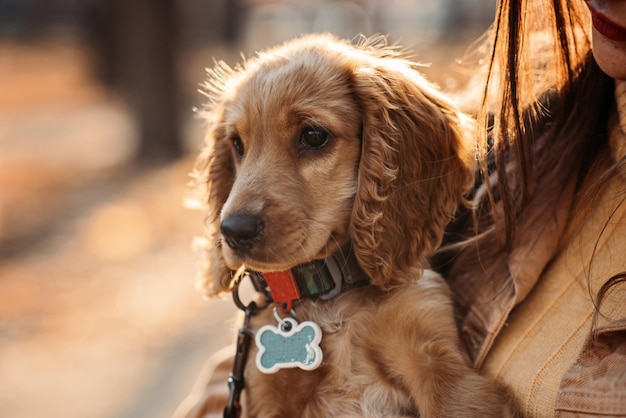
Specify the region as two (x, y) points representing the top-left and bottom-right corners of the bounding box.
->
(223, 273), (268, 418)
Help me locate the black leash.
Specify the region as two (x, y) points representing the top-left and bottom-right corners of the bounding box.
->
(223, 275), (268, 418)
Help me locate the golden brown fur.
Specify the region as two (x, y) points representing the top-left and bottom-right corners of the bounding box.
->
(193, 34), (514, 417)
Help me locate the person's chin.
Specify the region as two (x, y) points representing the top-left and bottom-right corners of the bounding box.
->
(592, 32), (626, 80)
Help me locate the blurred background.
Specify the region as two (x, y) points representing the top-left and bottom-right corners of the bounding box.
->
(0, 1), (494, 417)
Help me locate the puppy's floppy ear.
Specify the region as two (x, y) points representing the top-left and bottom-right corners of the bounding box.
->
(191, 70), (238, 296)
(350, 59), (475, 289)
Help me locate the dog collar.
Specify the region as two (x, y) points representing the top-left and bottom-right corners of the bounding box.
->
(247, 245), (369, 309)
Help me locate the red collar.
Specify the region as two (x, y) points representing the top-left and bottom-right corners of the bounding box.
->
(247, 245), (368, 311)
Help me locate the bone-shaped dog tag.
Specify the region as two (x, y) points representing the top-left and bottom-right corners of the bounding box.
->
(255, 318), (323, 374)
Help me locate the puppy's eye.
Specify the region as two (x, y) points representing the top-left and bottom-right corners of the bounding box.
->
(231, 135), (244, 158)
(300, 127), (330, 150)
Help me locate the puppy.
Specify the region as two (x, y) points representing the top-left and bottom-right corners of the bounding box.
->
(193, 34), (513, 417)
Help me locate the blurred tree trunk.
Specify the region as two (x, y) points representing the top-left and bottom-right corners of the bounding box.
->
(222, 0), (243, 45)
(95, 0), (183, 165)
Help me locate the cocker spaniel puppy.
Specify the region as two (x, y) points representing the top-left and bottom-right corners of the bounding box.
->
(192, 34), (513, 417)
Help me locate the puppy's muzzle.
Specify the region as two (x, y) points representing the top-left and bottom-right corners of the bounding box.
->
(221, 213), (264, 252)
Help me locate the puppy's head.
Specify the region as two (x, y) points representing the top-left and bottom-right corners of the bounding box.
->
(194, 34), (475, 296)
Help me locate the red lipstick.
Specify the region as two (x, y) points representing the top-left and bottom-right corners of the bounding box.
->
(587, 2), (626, 42)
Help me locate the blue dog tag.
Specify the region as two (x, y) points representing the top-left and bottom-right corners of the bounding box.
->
(255, 317), (323, 374)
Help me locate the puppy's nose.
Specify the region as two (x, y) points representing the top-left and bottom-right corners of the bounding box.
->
(220, 214), (264, 251)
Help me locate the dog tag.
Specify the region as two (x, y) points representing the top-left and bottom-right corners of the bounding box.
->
(255, 317), (323, 374)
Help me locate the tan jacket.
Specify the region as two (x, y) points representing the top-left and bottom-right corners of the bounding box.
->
(175, 81), (626, 418)
(452, 80), (626, 416)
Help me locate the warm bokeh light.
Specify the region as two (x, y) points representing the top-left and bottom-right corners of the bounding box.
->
(84, 201), (154, 261)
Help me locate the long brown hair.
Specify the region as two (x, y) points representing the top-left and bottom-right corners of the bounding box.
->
(472, 0), (614, 249)
(437, 0), (618, 332)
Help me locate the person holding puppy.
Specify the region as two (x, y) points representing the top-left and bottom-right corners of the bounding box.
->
(441, 0), (626, 415)
(176, 0), (626, 416)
